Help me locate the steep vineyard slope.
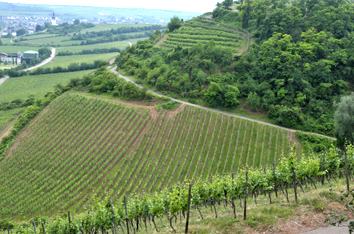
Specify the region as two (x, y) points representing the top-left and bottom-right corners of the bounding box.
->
(0, 93), (301, 220)
(158, 16), (248, 53)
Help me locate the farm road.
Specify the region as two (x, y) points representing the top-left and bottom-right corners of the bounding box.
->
(110, 67), (335, 140)
(0, 47), (56, 87)
(23, 47), (56, 71)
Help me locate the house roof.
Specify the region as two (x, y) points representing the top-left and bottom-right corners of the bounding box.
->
(24, 51), (39, 54)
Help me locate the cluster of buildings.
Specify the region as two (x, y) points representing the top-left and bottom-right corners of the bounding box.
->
(0, 11), (168, 38)
(0, 51), (39, 65)
(0, 13), (58, 37)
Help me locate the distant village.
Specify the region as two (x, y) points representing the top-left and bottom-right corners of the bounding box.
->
(0, 12), (166, 38)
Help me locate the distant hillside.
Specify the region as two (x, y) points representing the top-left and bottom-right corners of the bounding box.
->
(0, 2), (201, 23)
(0, 93), (300, 219)
(158, 16), (249, 54)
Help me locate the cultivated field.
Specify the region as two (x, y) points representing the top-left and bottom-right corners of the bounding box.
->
(37, 53), (118, 69)
(0, 45), (43, 54)
(55, 40), (140, 54)
(80, 23), (147, 33)
(0, 70), (94, 102)
(160, 17), (246, 52)
(0, 93), (301, 219)
(0, 108), (24, 131)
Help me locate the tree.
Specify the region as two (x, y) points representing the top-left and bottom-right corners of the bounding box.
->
(167, 17), (182, 33)
(0, 39), (2, 46)
(36, 25), (42, 32)
(334, 93), (354, 145)
(247, 92), (261, 111)
(74, 19), (80, 25)
(16, 28), (26, 36)
(223, 0), (233, 8)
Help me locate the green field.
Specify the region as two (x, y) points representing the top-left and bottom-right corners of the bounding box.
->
(0, 64), (17, 70)
(0, 108), (24, 131)
(0, 70), (94, 103)
(19, 36), (73, 46)
(56, 41), (135, 54)
(0, 45), (42, 54)
(0, 93), (301, 219)
(38, 53), (118, 69)
(80, 23), (149, 33)
(160, 17), (247, 52)
(20, 33), (57, 40)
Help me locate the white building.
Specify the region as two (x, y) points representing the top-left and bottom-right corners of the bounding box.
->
(51, 12), (57, 26)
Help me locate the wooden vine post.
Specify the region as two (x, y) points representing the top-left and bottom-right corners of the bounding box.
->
(68, 211), (71, 234)
(321, 152), (326, 185)
(244, 168), (248, 220)
(293, 169), (298, 202)
(273, 162), (278, 198)
(110, 198), (117, 234)
(345, 147), (350, 192)
(124, 196), (130, 234)
(232, 172), (236, 218)
(185, 184), (192, 234)
(33, 220), (37, 234)
(41, 222), (46, 234)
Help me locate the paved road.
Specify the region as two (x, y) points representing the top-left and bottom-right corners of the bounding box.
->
(301, 220), (353, 234)
(0, 47), (56, 87)
(0, 76), (9, 86)
(23, 47), (56, 71)
(110, 67), (334, 139)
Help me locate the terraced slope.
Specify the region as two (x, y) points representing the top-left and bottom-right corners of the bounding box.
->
(159, 17), (247, 53)
(0, 93), (301, 220)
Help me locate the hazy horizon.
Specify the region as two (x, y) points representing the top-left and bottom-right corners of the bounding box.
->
(2, 0), (220, 13)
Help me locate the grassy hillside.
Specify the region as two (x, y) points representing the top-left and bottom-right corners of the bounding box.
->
(159, 16), (248, 53)
(0, 93), (301, 220)
(0, 70), (94, 103)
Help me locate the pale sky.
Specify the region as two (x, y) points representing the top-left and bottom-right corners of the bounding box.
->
(4, 0), (221, 13)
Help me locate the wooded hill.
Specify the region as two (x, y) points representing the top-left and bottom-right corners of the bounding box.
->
(117, 0), (354, 137)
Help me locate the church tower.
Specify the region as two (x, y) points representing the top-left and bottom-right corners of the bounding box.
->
(51, 12), (57, 25)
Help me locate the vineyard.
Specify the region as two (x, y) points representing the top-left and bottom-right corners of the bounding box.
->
(0, 93), (300, 220)
(159, 17), (247, 53)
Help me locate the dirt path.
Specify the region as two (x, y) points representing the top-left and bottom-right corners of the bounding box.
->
(126, 41), (132, 47)
(110, 67), (335, 140)
(155, 34), (168, 47)
(23, 47), (56, 71)
(0, 126), (13, 142)
(0, 76), (9, 85)
(300, 223), (352, 234)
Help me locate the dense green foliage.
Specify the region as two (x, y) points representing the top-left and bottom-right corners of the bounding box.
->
(295, 131), (336, 153)
(167, 17), (183, 32)
(2, 144), (353, 233)
(334, 92), (354, 145)
(117, 0), (354, 136)
(46, 22), (95, 35)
